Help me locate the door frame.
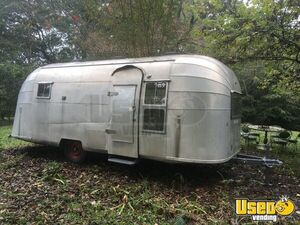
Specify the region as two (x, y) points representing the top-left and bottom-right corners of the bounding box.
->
(111, 65), (145, 157)
(111, 84), (137, 144)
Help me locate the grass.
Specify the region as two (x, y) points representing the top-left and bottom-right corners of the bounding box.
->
(241, 128), (300, 177)
(0, 124), (299, 225)
(0, 125), (31, 150)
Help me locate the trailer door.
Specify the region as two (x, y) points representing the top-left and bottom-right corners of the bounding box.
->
(106, 66), (143, 158)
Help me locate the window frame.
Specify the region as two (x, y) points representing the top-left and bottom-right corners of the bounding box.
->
(142, 107), (167, 134)
(36, 82), (53, 99)
(231, 91), (242, 119)
(143, 81), (168, 106)
(142, 80), (169, 134)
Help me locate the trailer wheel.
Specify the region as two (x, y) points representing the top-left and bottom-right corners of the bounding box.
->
(64, 141), (86, 163)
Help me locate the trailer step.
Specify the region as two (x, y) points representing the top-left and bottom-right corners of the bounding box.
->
(108, 157), (138, 165)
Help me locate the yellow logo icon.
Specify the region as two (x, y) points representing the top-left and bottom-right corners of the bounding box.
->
(275, 197), (295, 216)
(235, 196), (296, 222)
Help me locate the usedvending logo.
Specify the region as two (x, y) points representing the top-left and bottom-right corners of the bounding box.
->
(235, 196), (296, 222)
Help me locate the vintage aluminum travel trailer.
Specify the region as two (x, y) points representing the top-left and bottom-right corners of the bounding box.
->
(11, 54), (242, 164)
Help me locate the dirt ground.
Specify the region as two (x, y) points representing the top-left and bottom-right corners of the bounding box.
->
(0, 146), (299, 225)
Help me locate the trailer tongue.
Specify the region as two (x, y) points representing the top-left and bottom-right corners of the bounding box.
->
(232, 153), (282, 167)
(231, 143), (282, 186)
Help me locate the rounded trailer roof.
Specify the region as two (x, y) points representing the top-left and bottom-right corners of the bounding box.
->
(40, 54), (241, 92)
(170, 55), (241, 92)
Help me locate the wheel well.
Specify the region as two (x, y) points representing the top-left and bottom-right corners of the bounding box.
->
(59, 139), (82, 148)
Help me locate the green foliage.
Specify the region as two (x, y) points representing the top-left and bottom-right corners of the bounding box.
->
(199, 0), (299, 64)
(0, 64), (31, 120)
(39, 161), (66, 185)
(173, 216), (186, 225)
(0, 125), (30, 150)
(0, 0), (81, 64)
(193, 0), (299, 129)
(79, 0), (196, 58)
(240, 128), (300, 177)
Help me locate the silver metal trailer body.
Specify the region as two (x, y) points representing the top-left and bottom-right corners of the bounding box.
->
(12, 55), (241, 164)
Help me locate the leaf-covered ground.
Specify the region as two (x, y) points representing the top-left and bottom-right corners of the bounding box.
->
(0, 126), (299, 225)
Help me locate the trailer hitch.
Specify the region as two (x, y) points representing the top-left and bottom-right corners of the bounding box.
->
(231, 149), (282, 186)
(232, 153), (282, 168)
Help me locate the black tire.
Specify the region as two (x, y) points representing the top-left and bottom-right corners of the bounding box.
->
(63, 141), (86, 163)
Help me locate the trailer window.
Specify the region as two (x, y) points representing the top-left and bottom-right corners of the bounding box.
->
(143, 81), (168, 133)
(143, 108), (165, 132)
(144, 81), (167, 105)
(37, 83), (52, 98)
(231, 92), (241, 119)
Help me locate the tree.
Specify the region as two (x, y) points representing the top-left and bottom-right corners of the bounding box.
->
(79, 0), (199, 58)
(0, 64), (31, 120)
(189, 0), (300, 129)
(0, 0), (82, 65)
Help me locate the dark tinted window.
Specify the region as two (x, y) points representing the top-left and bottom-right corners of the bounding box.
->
(143, 108), (165, 132)
(37, 84), (44, 97)
(37, 83), (52, 98)
(144, 82), (167, 105)
(231, 92), (241, 119)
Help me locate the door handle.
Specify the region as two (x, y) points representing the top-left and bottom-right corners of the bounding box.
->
(129, 106), (136, 112)
(107, 91), (119, 96)
(105, 129), (117, 134)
